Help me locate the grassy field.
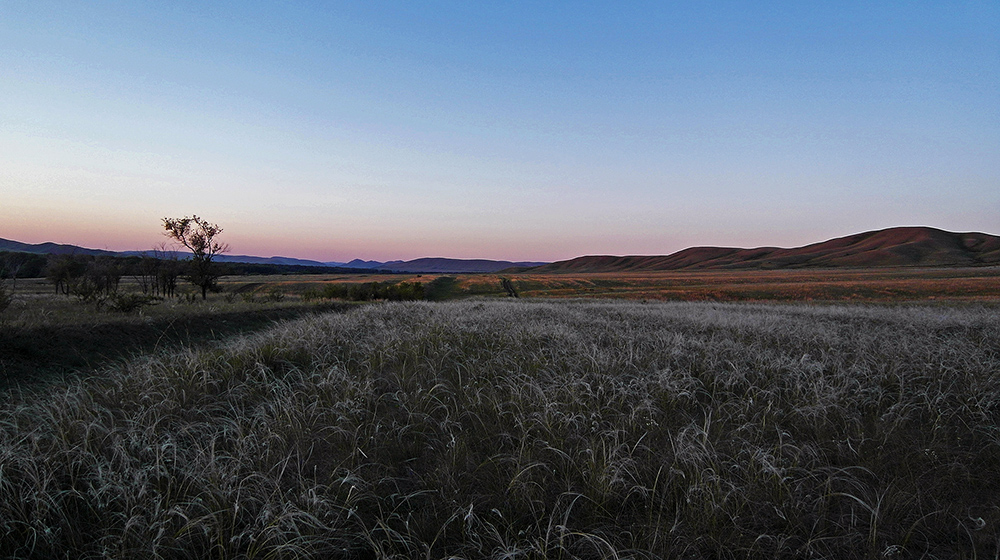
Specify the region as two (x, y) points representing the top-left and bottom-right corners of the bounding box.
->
(503, 267), (1000, 301)
(9, 265), (998, 306)
(0, 278), (357, 388)
(1, 299), (998, 558)
(209, 266), (1000, 302)
(6, 266), (994, 385)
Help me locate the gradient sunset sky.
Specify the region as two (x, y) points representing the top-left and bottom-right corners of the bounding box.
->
(2, 1), (997, 262)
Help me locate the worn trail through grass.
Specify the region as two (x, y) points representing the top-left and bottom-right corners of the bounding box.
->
(0, 301), (354, 389)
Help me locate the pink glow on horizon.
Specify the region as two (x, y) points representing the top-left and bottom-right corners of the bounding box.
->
(1, 3), (996, 265)
(1, 217), (160, 255)
(5, 214), (999, 264)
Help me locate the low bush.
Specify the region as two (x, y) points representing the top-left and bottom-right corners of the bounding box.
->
(311, 280), (425, 302)
(300, 287), (321, 302)
(262, 288), (284, 302)
(106, 292), (163, 313)
(235, 288), (286, 304)
(0, 281), (10, 315)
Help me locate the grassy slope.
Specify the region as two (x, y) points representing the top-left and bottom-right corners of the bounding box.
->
(1, 300), (999, 558)
(530, 227), (1000, 272)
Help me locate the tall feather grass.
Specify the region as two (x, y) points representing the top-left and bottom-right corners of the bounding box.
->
(1, 300), (998, 558)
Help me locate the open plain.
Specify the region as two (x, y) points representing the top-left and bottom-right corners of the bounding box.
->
(4, 2), (997, 557)
(214, 266), (1000, 302)
(1, 268), (999, 558)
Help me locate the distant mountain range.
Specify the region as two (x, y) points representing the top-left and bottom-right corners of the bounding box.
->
(528, 227), (1000, 273)
(4, 226), (996, 275)
(0, 238), (548, 273)
(0, 239), (122, 258)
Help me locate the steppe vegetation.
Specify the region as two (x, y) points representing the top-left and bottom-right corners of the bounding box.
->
(1, 299), (998, 558)
(0, 277), (355, 388)
(499, 267), (1000, 301)
(302, 281), (427, 303)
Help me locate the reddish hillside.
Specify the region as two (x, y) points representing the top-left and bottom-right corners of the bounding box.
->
(531, 227), (1000, 273)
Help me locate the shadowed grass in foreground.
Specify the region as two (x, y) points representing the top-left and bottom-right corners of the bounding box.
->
(0, 301), (355, 388)
(1, 300), (998, 558)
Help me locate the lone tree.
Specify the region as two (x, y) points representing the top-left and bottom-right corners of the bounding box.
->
(163, 215), (230, 300)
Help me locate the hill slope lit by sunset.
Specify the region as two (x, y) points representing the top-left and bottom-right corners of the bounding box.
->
(529, 227), (1000, 273)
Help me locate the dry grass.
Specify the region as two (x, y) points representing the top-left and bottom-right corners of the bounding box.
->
(217, 274), (432, 298)
(1, 299), (998, 558)
(0, 280), (356, 388)
(210, 266), (1000, 302)
(505, 267), (1000, 301)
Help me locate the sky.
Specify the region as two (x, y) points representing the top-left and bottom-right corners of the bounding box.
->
(1, 1), (998, 262)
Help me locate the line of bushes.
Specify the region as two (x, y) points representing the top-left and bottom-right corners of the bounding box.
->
(301, 280), (425, 302)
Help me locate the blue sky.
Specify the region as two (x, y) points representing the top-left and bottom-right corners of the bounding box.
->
(1, 1), (997, 261)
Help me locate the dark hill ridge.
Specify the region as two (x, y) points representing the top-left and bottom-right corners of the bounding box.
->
(377, 258), (549, 273)
(0, 238), (119, 257)
(529, 227), (1000, 273)
(0, 238), (548, 273)
(0, 238), (340, 268)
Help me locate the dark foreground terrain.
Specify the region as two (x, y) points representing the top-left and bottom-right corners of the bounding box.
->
(0, 297), (353, 389)
(1, 299), (998, 558)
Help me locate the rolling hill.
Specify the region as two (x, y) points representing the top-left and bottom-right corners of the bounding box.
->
(0, 238), (548, 274)
(529, 227), (1000, 273)
(0, 238), (120, 257)
(0, 238), (342, 268)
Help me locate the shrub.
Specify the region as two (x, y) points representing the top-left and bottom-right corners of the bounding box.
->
(0, 280), (10, 315)
(301, 287), (321, 302)
(262, 288), (284, 303)
(106, 292), (162, 313)
(309, 281), (424, 302)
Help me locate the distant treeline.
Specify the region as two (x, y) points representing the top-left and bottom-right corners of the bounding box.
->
(0, 250), (418, 309)
(25, 252), (183, 299)
(0, 251), (383, 281)
(0, 252), (48, 280)
(223, 262), (386, 276)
